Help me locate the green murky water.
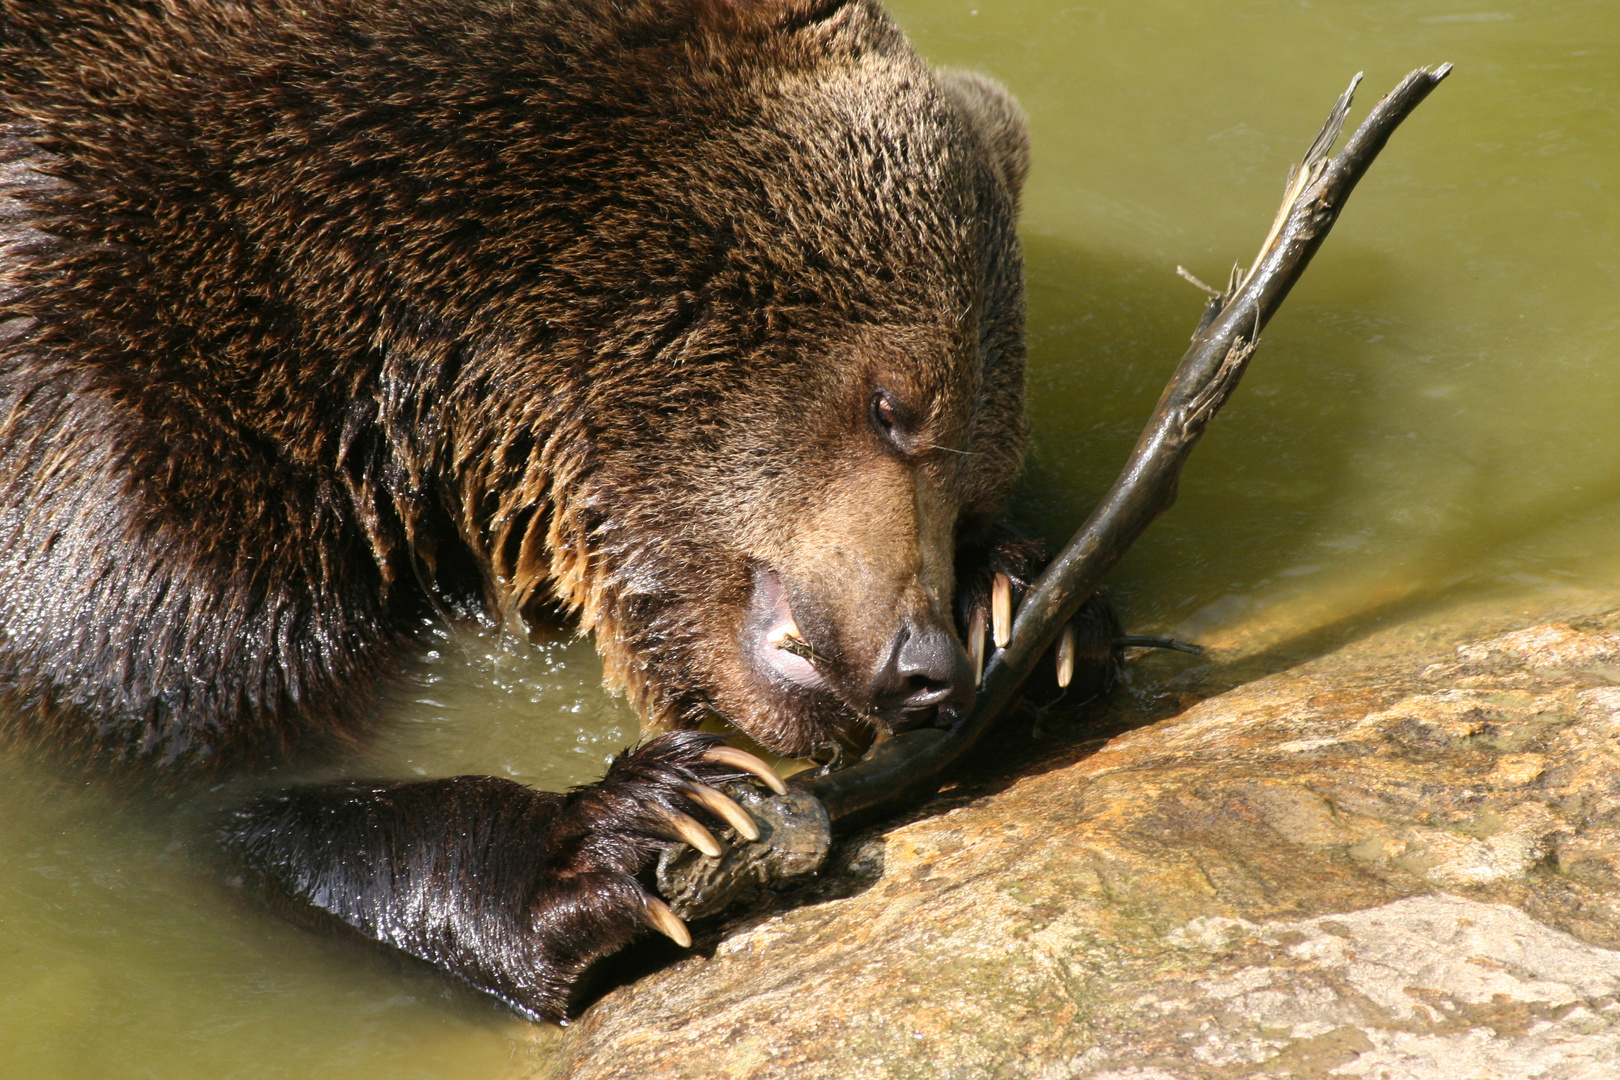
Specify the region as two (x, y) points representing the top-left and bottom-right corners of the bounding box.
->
(3, 2), (1617, 1076)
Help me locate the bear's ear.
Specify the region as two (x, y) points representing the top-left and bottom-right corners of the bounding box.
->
(935, 69), (1030, 211)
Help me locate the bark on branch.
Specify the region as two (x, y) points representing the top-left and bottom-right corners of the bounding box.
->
(798, 64), (1452, 824)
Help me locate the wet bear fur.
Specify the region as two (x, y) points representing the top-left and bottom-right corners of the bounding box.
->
(0, 0), (1094, 1019)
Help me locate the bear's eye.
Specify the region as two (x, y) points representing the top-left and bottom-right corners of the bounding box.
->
(870, 390), (908, 450)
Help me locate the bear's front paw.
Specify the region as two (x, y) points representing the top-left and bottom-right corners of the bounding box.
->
(538, 730), (788, 948)
(955, 531), (1123, 700)
(217, 734), (791, 1020)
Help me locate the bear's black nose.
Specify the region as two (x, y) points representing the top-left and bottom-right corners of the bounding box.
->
(870, 622), (976, 730)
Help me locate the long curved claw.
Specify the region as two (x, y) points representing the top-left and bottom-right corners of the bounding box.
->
(685, 782), (761, 841)
(642, 894), (692, 948)
(702, 746), (788, 795)
(1056, 624), (1076, 689)
(968, 604), (987, 687)
(655, 806), (722, 857)
(992, 572), (1012, 648)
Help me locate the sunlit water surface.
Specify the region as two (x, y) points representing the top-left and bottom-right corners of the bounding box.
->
(3, 2), (1617, 1076)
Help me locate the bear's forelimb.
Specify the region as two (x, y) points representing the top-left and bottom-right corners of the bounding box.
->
(218, 731), (759, 1021)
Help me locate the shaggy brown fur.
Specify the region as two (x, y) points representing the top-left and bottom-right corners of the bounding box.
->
(0, 0), (1067, 1018)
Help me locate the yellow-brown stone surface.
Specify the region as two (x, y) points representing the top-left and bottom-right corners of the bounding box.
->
(545, 592), (1620, 1079)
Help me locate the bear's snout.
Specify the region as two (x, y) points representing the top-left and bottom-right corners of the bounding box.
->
(868, 620), (976, 732)
(746, 562), (975, 741)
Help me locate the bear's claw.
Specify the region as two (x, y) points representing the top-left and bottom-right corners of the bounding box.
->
(991, 571), (1013, 648)
(640, 893), (692, 948)
(684, 782), (762, 841)
(654, 806), (723, 857)
(701, 745), (788, 795)
(1056, 624), (1077, 688)
(956, 530), (1123, 702)
(572, 733), (791, 949)
(967, 604), (989, 686)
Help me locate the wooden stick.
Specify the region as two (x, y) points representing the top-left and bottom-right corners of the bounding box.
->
(798, 64), (1452, 824)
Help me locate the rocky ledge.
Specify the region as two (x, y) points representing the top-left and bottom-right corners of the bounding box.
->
(543, 591), (1620, 1079)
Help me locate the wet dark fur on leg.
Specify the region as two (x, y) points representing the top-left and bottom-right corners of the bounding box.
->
(220, 731), (749, 1021)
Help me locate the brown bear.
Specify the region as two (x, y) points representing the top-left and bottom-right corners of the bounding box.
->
(0, 0), (1103, 1020)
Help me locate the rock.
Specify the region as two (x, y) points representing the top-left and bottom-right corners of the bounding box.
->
(1159, 896), (1620, 1077)
(542, 592), (1620, 1079)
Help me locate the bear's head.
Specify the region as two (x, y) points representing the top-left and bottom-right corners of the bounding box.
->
(136, 0), (1033, 760)
(0, 0), (1028, 767)
(436, 0), (1034, 757)
(414, 0), (1033, 758)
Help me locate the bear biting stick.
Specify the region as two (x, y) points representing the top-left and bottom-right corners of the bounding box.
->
(0, 0), (1448, 1023)
(0, 0), (1126, 1023)
(661, 65), (1453, 918)
(792, 63), (1455, 826)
